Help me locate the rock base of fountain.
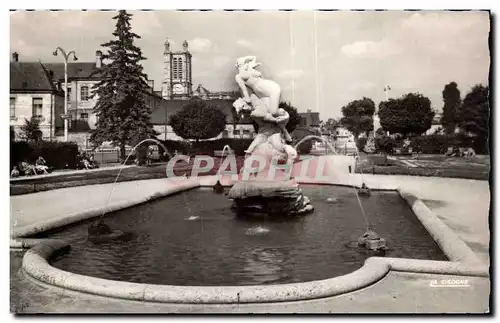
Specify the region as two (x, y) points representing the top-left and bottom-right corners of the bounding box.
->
(88, 220), (134, 244)
(228, 179), (314, 217)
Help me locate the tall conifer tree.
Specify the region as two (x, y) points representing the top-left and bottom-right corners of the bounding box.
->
(90, 10), (155, 160)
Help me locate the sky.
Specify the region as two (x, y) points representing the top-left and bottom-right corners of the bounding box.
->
(10, 10), (490, 119)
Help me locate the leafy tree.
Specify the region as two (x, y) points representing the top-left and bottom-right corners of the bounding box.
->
(319, 118), (340, 136)
(457, 84), (489, 153)
(339, 97), (375, 142)
(440, 82), (461, 134)
(251, 102), (301, 134)
(378, 93), (435, 137)
(89, 10), (155, 161)
(375, 132), (395, 165)
(169, 98), (227, 142)
(20, 118), (42, 142)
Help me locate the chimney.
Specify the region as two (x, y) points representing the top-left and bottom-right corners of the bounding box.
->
(95, 50), (102, 68)
(12, 52), (19, 62)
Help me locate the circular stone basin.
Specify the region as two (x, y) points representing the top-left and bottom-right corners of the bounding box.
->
(42, 185), (446, 286)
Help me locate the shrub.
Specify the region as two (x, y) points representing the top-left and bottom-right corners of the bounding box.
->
(11, 141), (79, 170)
(356, 137), (368, 151)
(296, 140), (313, 154)
(157, 138), (254, 157)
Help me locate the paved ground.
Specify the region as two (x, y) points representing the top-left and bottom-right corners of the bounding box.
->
(10, 173), (491, 313)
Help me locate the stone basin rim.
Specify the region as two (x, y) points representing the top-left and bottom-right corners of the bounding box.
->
(13, 175), (489, 304)
(20, 238), (489, 304)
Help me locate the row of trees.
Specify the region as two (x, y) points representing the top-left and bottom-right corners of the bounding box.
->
(83, 11), (490, 161)
(327, 83), (489, 153)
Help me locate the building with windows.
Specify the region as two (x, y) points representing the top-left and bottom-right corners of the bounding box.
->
(299, 109), (321, 128)
(42, 50), (105, 137)
(153, 39), (254, 140)
(10, 52), (64, 141)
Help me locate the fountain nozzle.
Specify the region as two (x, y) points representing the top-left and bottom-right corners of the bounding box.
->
(358, 227), (388, 252)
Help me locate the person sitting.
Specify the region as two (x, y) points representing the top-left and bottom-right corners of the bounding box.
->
(35, 156), (49, 174)
(11, 166), (20, 178)
(88, 155), (99, 168)
(20, 161), (36, 176)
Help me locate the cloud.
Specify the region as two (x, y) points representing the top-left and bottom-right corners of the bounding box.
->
(188, 38), (212, 53)
(341, 40), (401, 59)
(341, 12), (489, 60)
(130, 12), (163, 35)
(236, 39), (253, 49)
(213, 56), (230, 68)
(277, 69), (305, 79)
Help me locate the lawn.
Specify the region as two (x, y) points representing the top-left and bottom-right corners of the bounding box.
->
(356, 153), (490, 180)
(10, 157), (246, 196)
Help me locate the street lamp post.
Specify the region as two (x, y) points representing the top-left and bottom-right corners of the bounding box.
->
(53, 47), (78, 142)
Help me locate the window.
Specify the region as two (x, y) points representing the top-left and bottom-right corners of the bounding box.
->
(233, 129), (240, 135)
(243, 129), (251, 135)
(172, 57), (182, 79)
(32, 98), (43, 119)
(81, 86), (89, 101)
(80, 113), (89, 120)
(67, 87), (72, 101)
(172, 58), (177, 79)
(10, 97), (15, 120)
(177, 58), (183, 79)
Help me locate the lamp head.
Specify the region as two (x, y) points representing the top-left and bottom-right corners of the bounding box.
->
(73, 55), (78, 61)
(53, 50), (58, 56)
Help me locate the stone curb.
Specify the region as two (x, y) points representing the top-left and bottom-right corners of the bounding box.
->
(21, 240), (488, 304)
(21, 239), (391, 304)
(11, 178), (200, 238)
(397, 188), (482, 264)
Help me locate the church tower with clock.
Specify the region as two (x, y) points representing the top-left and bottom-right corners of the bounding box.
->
(162, 39), (193, 100)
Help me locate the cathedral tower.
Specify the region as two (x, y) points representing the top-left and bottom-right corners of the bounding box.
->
(162, 39), (193, 100)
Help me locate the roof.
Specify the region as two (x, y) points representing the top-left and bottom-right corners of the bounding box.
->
(10, 61), (60, 92)
(42, 62), (103, 80)
(299, 111), (321, 126)
(150, 98), (253, 125)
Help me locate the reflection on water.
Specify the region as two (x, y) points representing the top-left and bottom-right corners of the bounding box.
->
(245, 226), (270, 235)
(241, 247), (286, 284)
(46, 186), (446, 286)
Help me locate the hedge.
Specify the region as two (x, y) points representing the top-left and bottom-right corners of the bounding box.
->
(409, 133), (486, 154)
(156, 138), (254, 156)
(11, 141), (79, 170)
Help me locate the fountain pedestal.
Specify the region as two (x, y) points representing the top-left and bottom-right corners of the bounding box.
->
(228, 179), (313, 216)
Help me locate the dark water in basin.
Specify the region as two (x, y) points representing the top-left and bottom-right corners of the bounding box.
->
(45, 185), (446, 286)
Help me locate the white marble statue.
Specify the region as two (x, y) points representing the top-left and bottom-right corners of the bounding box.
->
(233, 94), (297, 162)
(234, 56), (293, 146)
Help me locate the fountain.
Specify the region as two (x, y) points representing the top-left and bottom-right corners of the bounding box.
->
(228, 56), (313, 217)
(292, 131), (385, 251)
(88, 138), (172, 242)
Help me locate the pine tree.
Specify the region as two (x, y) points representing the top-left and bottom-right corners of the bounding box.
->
(440, 82), (461, 134)
(90, 10), (155, 161)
